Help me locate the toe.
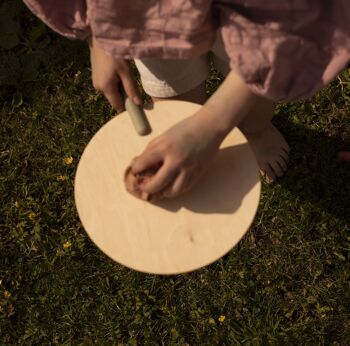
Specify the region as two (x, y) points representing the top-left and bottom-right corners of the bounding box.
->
(260, 164), (276, 184)
(270, 160), (284, 177)
(282, 145), (290, 157)
(280, 148), (290, 166)
(278, 156), (288, 171)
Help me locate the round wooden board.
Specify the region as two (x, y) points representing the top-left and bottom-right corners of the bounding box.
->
(75, 101), (261, 275)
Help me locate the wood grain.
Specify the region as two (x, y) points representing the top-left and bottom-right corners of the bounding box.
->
(75, 101), (261, 274)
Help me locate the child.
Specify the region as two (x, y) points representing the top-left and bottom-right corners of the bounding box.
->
(24, 1), (350, 199)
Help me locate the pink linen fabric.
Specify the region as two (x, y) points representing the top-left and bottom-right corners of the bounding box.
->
(23, 0), (350, 102)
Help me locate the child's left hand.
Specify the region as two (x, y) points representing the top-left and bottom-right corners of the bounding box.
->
(128, 112), (224, 199)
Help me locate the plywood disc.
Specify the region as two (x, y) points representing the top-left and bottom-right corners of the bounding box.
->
(75, 101), (261, 274)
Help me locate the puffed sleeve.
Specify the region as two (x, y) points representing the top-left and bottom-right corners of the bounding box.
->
(23, 0), (91, 40)
(216, 0), (350, 101)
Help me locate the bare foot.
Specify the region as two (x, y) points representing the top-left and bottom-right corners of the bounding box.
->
(242, 123), (290, 183)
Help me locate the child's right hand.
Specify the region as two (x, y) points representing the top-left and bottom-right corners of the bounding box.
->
(89, 37), (142, 112)
(128, 111), (224, 199)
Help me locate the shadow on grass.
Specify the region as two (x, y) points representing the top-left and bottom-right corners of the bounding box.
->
(277, 117), (350, 224)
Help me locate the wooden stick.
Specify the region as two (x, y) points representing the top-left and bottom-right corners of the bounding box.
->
(125, 97), (152, 136)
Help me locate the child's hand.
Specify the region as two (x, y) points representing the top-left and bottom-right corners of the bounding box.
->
(129, 112), (224, 198)
(89, 38), (142, 112)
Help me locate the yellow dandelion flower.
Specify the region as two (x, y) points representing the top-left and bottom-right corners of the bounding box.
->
(63, 241), (72, 250)
(218, 315), (226, 323)
(28, 211), (37, 221)
(14, 201), (20, 208)
(209, 317), (215, 325)
(64, 156), (73, 165)
(57, 175), (68, 181)
(3, 290), (11, 299)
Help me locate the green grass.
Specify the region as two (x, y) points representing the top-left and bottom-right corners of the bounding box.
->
(1, 3), (350, 345)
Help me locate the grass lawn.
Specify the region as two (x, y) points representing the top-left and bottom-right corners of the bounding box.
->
(1, 2), (350, 345)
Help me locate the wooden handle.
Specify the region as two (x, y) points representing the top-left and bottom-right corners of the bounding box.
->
(125, 97), (152, 136)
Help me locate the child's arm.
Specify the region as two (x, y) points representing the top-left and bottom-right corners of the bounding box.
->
(199, 71), (260, 138)
(130, 71), (261, 198)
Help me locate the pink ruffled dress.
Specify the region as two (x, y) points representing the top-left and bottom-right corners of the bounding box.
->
(23, 0), (350, 101)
